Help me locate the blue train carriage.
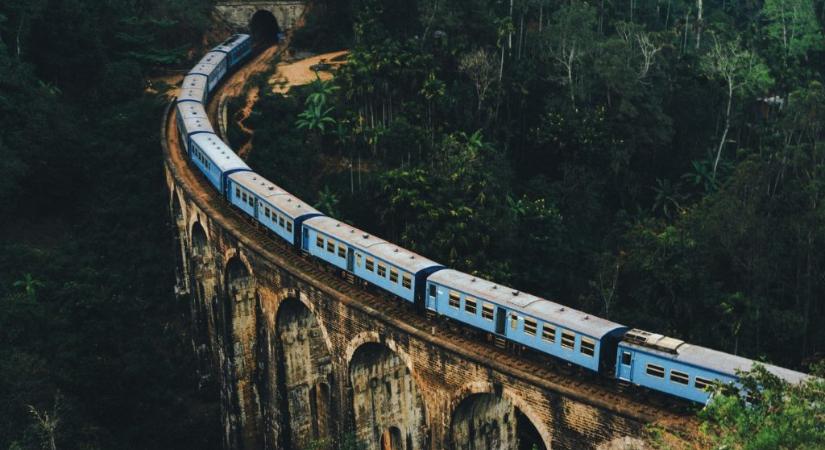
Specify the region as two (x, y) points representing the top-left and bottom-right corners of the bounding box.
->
(175, 101), (214, 152)
(178, 74), (208, 104)
(189, 133), (250, 196)
(212, 34), (252, 70)
(302, 217), (444, 306)
(426, 270), (628, 372)
(615, 329), (809, 404)
(227, 171), (322, 245)
(190, 51), (229, 93)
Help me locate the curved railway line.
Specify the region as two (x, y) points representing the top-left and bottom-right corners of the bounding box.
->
(162, 42), (699, 442)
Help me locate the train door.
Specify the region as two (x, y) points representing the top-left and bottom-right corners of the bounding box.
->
(617, 349), (634, 381)
(302, 228), (310, 251)
(426, 283), (437, 311)
(346, 248), (354, 272)
(495, 307), (507, 335)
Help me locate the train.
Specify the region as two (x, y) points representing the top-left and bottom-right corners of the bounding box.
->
(175, 34), (809, 406)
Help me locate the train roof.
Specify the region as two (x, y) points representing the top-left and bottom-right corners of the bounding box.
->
(429, 269), (627, 339)
(213, 34), (251, 53)
(303, 216), (442, 274)
(620, 330), (808, 384)
(229, 172), (321, 219)
(182, 74), (207, 90)
(189, 51), (227, 75)
(177, 101), (208, 120)
(180, 116), (214, 135)
(190, 133), (250, 173)
(178, 88), (205, 104)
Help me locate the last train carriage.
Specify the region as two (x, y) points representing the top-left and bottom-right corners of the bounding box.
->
(174, 33), (811, 408)
(616, 329), (809, 403)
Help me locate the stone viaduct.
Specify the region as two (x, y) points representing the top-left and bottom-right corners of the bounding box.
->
(163, 8), (694, 449)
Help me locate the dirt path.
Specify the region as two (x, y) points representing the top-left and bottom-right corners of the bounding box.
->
(270, 50), (349, 94)
(230, 49), (349, 159)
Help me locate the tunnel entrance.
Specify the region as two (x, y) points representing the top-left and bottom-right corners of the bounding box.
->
(250, 10), (280, 46)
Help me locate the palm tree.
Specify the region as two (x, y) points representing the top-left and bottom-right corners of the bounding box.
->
(314, 186), (340, 217)
(13, 273), (44, 300)
(296, 98), (336, 133)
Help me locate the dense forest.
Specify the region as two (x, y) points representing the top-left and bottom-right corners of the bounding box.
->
(0, 1), (223, 449)
(242, 0), (825, 371)
(0, 0), (823, 448)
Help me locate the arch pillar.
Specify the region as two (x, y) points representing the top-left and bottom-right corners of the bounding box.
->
(223, 254), (264, 450)
(346, 335), (429, 450)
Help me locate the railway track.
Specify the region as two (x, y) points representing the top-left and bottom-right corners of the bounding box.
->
(161, 44), (698, 436)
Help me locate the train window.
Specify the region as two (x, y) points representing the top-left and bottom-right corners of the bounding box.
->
(248, 196), (254, 207)
(242, 192), (247, 202)
(279, 216), (285, 227)
(510, 314), (519, 330)
(429, 284), (436, 297)
(524, 318), (537, 336)
(481, 303), (494, 320)
(377, 264), (387, 277)
(542, 325), (556, 343)
(621, 352), (632, 365)
(236, 188), (241, 198)
(264, 208), (270, 218)
(365, 257), (374, 271)
(390, 269), (399, 283)
(286, 221), (292, 232)
(449, 292), (460, 309)
(464, 297), (477, 315)
(316, 236), (324, 248)
(402, 274), (412, 289)
(670, 370), (689, 385)
(326, 241), (335, 253)
(646, 364), (665, 379)
(694, 377), (713, 391)
(561, 331), (576, 350)
(337, 245), (346, 258)
(580, 338), (595, 357)
(356, 253), (362, 267)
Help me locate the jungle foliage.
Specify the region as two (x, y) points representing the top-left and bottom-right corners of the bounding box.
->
(244, 0), (825, 429)
(0, 0), (221, 449)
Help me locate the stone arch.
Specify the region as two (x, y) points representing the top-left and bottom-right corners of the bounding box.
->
(448, 385), (549, 450)
(348, 339), (428, 450)
(250, 10), (280, 44)
(273, 297), (335, 449)
(171, 189), (184, 223)
(191, 221), (209, 259)
(170, 190), (190, 295)
(267, 288), (334, 354)
(381, 426), (403, 450)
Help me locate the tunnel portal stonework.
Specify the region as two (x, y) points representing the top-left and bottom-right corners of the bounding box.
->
(162, 104), (689, 448)
(215, 1), (306, 32)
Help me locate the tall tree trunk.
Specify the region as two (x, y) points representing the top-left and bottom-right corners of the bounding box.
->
(567, 47), (576, 107)
(712, 80), (733, 179)
(695, 0), (703, 49)
(16, 16), (25, 58)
